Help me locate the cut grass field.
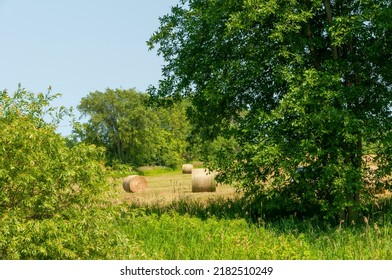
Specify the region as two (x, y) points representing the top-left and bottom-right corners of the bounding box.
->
(113, 167), (238, 206)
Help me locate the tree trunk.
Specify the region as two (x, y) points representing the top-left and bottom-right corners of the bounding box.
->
(346, 136), (362, 222)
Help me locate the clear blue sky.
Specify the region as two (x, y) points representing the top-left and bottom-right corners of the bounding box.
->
(0, 0), (179, 136)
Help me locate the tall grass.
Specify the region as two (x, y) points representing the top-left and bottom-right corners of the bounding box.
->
(117, 197), (392, 260)
(2, 202), (392, 259)
(115, 210), (312, 259)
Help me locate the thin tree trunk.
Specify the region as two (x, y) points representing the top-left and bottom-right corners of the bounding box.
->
(346, 136), (362, 222)
(117, 138), (123, 162)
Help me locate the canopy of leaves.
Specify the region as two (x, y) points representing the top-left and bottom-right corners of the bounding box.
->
(149, 0), (392, 222)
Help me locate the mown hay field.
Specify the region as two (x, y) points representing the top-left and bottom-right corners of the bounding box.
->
(113, 169), (238, 206)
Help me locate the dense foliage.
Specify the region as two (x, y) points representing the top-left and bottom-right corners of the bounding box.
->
(0, 86), (110, 220)
(76, 88), (191, 168)
(148, 0), (392, 222)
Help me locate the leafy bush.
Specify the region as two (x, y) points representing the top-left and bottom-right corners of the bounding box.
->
(0, 208), (144, 259)
(0, 86), (110, 219)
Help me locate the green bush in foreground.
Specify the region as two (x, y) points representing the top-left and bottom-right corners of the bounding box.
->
(0, 86), (110, 220)
(0, 208), (145, 259)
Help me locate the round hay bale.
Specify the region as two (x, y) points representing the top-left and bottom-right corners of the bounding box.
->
(122, 175), (148, 193)
(192, 168), (216, 192)
(182, 164), (193, 174)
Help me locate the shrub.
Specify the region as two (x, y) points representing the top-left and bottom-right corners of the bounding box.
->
(0, 86), (110, 219)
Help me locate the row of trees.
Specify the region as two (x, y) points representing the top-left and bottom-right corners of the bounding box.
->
(148, 0), (392, 222)
(73, 88), (236, 168)
(73, 88), (194, 168)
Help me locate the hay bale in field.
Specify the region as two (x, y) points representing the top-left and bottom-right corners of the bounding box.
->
(122, 175), (148, 193)
(192, 168), (216, 192)
(182, 164), (193, 174)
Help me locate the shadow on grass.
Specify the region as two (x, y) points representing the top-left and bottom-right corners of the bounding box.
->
(127, 196), (250, 221)
(124, 194), (392, 233)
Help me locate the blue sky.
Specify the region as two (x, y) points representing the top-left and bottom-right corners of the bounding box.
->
(0, 0), (179, 135)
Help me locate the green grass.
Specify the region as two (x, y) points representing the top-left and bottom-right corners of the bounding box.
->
(137, 166), (179, 176)
(114, 198), (392, 260)
(2, 206), (392, 260)
(114, 210), (312, 259)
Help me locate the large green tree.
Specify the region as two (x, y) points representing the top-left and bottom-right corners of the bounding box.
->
(148, 0), (392, 221)
(77, 88), (153, 165)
